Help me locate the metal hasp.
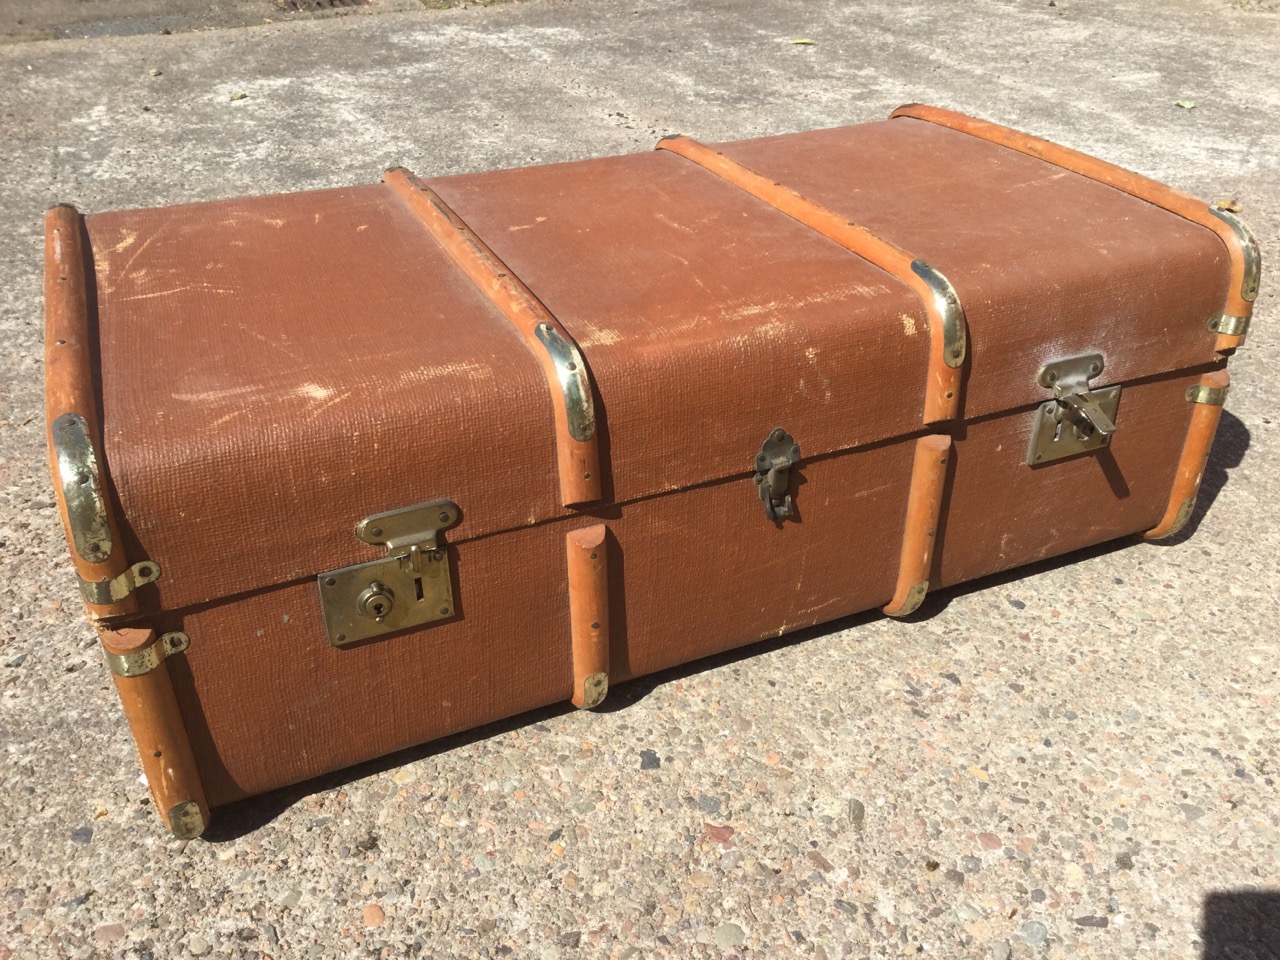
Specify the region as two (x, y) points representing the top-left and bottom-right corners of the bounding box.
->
(318, 500), (461, 647)
(754, 428), (801, 522)
(1027, 353), (1122, 466)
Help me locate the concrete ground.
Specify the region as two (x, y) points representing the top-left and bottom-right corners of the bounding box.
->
(1, 0), (1279, 957)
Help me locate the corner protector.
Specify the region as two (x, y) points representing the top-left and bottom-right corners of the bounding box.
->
(910, 260), (967, 368)
(166, 800), (207, 840)
(885, 580), (929, 618)
(578, 672), (608, 710)
(1208, 204), (1260, 303)
(1147, 496), (1197, 541)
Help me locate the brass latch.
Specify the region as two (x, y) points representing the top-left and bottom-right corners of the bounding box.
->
(1027, 353), (1122, 466)
(754, 428), (800, 522)
(317, 500), (460, 647)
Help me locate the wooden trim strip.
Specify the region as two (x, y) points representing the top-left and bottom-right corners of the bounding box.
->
(566, 524), (610, 709)
(890, 104), (1257, 353)
(1145, 369), (1230, 540)
(655, 136), (967, 424)
(381, 168), (603, 507)
(98, 626), (209, 838)
(45, 204), (146, 620)
(883, 435), (952, 617)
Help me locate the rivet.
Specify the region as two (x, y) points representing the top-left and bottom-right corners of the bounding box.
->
(438, 511), (450, 523)
(590, 621), (601, 630)
(369, 526), (383, 538)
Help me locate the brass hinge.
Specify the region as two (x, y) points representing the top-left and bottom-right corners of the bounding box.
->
(317, 500), (461, 647)
(1027, 353), (1122, 466)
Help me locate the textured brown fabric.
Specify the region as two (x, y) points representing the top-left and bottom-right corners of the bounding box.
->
(88, 186), (562, 610)
(429, 150), (932, 503)
(933, 372), (1199, 587)
(48, 113), (1238, 818)
(891, 104), (1254, 352)
(654, 135), (965, 424)
(381, 168), (603, 507)
(715, 120), (1229, 419)
(166, 440), (917, 805)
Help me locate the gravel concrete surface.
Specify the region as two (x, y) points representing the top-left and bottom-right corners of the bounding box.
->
(2, 1), (1279, 957)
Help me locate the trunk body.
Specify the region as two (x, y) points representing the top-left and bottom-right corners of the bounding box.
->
(43, 108), (1255, 832)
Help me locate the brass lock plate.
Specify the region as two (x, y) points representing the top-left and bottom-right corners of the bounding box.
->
(317, 500), (460, 647)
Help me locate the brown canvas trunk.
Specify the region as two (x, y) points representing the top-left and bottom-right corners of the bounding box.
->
(44, 106), (1259, 837)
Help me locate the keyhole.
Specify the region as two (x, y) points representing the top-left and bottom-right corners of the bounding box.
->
(414, 577), (425, 602)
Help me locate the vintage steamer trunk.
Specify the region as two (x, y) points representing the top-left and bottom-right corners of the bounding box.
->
(45, 106), (1259, 836)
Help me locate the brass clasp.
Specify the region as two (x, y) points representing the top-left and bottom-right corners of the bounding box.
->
(1027, 353), (1122, 466)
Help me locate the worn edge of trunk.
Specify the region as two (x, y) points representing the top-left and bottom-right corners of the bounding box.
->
(97, 626), (209, 837)
(890, 104), (1260, 353)
(381, 168), (604, 508)
(44, 204), (157, 620)
(1145, 368), (1231, 540)
(655, 135), (967, 425)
